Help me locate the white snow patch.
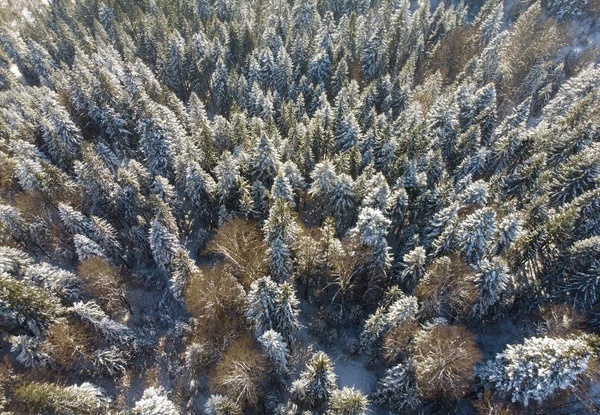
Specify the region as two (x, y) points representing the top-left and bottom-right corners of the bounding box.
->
(332, 354), (378, 392)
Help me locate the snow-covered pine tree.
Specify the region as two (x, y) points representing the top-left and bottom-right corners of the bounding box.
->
(92, 346), (126, 376)
(162, 31), (188, 101)
(292, 351), (337, 406)
(0, 246), (33, 276)
(459, 180), (489, 207)
(471, 257), (511, 317)
(274, 281), (301, 338)
(9, 334), (52, 368)
(26, 40), (56, 88)
(25, 262), (84, 303)
(386, 296), (419, 328)
(494, 212), (523, 255)
(308, 51), (332, 89)
(310, 160), (338, 222)
(478, 335), (595, 407)
(335, 112), (361, 153)
(251, 133), (279, 189)
(361, 295), (418, 350)
(328, 387), (369, 415)
(179, 159), (217, 223)
(0, 273), (63, 330)
(149, 216), (179, 274)
(388, 187), (409, 236)
(400, 246), (427, 289)
(212, 58), (231, 116)
(246, 276), (279, 335)
(73, 233), (106, 261)
(264, 199), (300, 247)
(548, 0), (589, 21)
(268, 236), (294, 282)
(361, 27), (386, 81)
(69, 301), (131, 344)
(352, 207), (392, 294)
(361, 173), (390, 212)
(14, 381), (110, 414)
(215, 151), (251, 220)
(456, 207), (497, 266)
(360, 305), (388, 351)
(372, 362), (421, 411)
(40, 95), (83, 169)
(272, 173), (296, 209)
(133, 386), (180, 415)
(331, 173), (357, 235)
(258, 329), (289, 376)
(205, 394), (242, 415)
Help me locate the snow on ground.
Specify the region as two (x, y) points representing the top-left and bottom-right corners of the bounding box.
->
(332, 353), (378, 392)
(296, 298), (388, 414)
(474, 317), (529, 359)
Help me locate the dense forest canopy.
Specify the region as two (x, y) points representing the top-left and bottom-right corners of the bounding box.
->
(0, 0), (600, 413)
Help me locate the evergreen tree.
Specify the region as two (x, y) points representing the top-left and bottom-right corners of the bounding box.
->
(149, 216), (179, 274)
(215, 152), (252, 221)
(361, 27), (386, 81)
(372, 362), (421, 411)
(73, 234), (106, 261)
(268, 236), (294, 282)
(69, 301), (131, 344)
(134, 386), (180, 415)
(10, 334), (51, 368)
(251, 134), (280, 188)
(274, 281), (301, 338)
(0, 273), (63, 330)
(388, 187), (409, 236)
(264, 199), (301, 247)
(246, 276), (280, 335)
(456, 207), (497, 266)
(331, 173), (357, 235)
(400, 246), (427, 289)
(352, 207), (392, 293)
(258, 329), (289, 376)
(310, 160), (338, 222)
(309, 51), (332, 88)
(0, 205), (27, 245)
(14, 381), (110, 414)
(162, 31), (188, 100)
(26, 262), (84, 303)
(0, 246), (32, 275)
(212, 58), (231, 116)
(471, 257), (511, 316)
(328, 387), (369, 415)
(360, 305), (388, 350)
(292, 351), (337, 406)
(40, 96), (83, 169)
(137, 104), (180, 178)
(335, 112), (361, 153)
(205, 395), (242, 415)
(361, 173), (390, 211)
(272, 173), (296, 209)
(27, 40), (56, 88)
(180, 160), (217, 223)
(361, 295), (418, 349)
(548, 0), (589, 21)
(479, 335), (595, 407)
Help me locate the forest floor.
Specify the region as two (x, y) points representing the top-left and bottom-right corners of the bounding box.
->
(296, 299), (386, 415)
